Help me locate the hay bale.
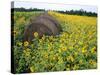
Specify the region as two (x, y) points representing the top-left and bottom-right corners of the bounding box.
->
(24, 12), (62, 42)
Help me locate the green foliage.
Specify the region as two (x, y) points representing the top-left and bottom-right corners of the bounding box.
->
(12, 11), (97, 73)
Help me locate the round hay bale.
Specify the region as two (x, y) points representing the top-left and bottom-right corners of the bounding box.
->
(24, 12), (62, 42)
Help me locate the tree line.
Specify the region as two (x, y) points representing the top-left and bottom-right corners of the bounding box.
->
(11, 8), (97, 17)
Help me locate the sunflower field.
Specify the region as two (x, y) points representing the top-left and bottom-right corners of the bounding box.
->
(12, 11), (97, 73)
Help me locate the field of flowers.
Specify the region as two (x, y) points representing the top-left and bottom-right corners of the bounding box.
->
(12, 11), (97, 73)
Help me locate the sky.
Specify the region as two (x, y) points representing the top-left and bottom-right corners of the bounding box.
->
(12, 1), (98, 13)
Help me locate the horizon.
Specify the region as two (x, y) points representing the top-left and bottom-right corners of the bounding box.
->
(12, 1), (98, 13)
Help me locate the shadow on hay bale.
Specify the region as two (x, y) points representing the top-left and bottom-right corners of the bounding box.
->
(23, 12), (62, 42)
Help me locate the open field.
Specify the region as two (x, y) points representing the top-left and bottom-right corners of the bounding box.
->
(12, 11), (97, 73)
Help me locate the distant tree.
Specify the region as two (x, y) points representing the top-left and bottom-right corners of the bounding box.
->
(11, 8), (97, 17)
